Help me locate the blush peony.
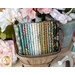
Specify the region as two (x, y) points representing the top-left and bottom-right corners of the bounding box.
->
(20, 8), (36, 19)
(37, 8), (51, 14)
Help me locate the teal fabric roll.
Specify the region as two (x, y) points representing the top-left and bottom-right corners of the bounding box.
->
(14, 21), (60, 56)
(18, 24), (25, 55)
(25, 23), (30, 55)
(22, 24), (27, 55)
(13, 25), (22, 54)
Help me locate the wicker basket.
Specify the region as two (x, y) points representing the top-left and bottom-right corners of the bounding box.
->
(16, 50), (61, 67)
(12, 21), (64, 67)
(12, 26), (63, 67)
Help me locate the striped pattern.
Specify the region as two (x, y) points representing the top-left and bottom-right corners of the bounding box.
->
(14, 21), (59, 56)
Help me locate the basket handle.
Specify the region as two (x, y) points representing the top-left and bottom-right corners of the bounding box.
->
(59, 27), (64, 49)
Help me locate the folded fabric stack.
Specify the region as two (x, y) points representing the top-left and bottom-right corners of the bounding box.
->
(14, 21), (59, 56)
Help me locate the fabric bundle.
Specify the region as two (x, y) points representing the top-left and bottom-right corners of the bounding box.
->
(14, 21), (59, 56)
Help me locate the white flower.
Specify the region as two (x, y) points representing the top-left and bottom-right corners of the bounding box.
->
(69, 13), (75, 19)
(12, 8), (24, 23)
(55, 8), (66, 10)
(0, 11), (12, 32)
(50, 9), (60, 20)
(58, 14), (67, 24)
(50, 9), (67, 24)
(0, 8), (23, 32)
(64, 14), (72, 21)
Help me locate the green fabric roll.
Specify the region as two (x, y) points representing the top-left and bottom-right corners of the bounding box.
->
(13, 24), (22, 54)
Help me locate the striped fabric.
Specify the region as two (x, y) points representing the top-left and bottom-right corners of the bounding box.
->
(14, 21), (59, 56)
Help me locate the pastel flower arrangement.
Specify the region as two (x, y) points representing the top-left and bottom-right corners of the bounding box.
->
(20, 8), (36, 19)
(0, 8), (23, 32)
(0, 8), (75, 33)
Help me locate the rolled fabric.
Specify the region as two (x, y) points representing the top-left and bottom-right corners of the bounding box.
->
(13, 25), (22, 54)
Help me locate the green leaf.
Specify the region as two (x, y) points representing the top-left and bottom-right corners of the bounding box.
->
(0, 25), (15, 40)
(64, 8), (72, 13)
(71, 8), (75, 13)
(0, 32), (6, 40)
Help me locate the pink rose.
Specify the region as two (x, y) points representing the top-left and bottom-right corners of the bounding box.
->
(37, 8), (51, 14)
(20, 8), (36, 19)
(0, 40), (17, 67)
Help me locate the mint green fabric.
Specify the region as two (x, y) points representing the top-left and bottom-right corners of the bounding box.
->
(13, 25), (22, 54)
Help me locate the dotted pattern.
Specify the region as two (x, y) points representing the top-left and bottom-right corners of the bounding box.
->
(14, 25), (22, 54)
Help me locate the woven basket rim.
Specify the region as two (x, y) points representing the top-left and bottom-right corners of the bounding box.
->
(16, 46), (61, 58)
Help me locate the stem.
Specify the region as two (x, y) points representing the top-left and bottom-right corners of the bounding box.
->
(66, 8), (73, 15)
